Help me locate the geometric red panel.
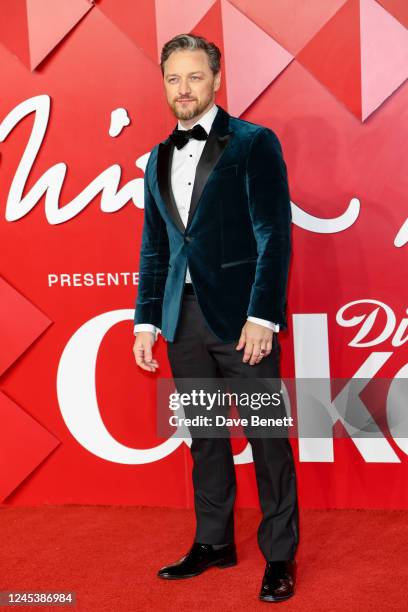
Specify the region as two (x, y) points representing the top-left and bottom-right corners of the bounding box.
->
(0, 0), (30, 68)
(0, 277), (52, 376)
(96, 0), (158, 63)
(229, 0), (348, 55)
(221, 0), (293, 116)
(360, 0), (408, 121)
(297, 0), (362, 119)
(0, 0), (94, 70)
(155, 0), (216, 63)
(26, 0), (94, 70)
(0, 391), (60, 502)
(376, 0), (408, 28)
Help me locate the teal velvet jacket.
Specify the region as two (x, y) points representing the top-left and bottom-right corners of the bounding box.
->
(134, 105), (292, 343)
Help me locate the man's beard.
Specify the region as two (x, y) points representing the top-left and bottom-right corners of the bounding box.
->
(170, 95), (211, 121)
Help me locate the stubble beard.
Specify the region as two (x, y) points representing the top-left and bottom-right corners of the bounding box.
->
(170, 93), (213, 121)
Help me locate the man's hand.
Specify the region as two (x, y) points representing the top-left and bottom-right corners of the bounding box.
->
(133, 332), (159, 372)
(235, 321), (273, 365)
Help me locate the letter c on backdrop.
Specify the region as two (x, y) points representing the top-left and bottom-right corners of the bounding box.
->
(56, 310), (185, 464)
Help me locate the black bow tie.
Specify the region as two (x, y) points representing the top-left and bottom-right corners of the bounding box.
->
(169, 124), (208, 149)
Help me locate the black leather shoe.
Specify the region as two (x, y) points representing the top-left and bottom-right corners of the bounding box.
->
(259, 560), (296, 602)
(157, 542), (237, 579)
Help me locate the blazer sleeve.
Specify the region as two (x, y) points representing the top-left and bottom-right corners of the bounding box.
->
(245, 127), (292, 330)
(134, 154), (170, 329)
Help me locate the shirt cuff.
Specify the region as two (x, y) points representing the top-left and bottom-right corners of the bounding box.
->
(134, 324), (161, 341)
(247, 316), (280, 333)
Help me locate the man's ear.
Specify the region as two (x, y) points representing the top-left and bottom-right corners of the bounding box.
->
(214, 71), (221, 92)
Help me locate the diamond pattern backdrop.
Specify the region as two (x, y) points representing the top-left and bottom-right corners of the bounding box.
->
(0, 1), (407, 507)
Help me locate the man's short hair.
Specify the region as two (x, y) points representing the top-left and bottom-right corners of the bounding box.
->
(160, 33), (221, 75)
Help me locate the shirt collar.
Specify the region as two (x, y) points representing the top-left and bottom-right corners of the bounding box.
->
(177, 103), (218, 133)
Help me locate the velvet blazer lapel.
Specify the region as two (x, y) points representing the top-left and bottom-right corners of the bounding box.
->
(157, 105), (233, 234)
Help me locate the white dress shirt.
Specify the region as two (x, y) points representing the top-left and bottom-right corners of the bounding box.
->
(134, 103), (279, 340)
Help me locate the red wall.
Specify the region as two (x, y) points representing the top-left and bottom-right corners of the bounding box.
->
(0, 0), (407, 508)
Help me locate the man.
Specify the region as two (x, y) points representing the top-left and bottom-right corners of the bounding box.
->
(133, 33), (299, 603)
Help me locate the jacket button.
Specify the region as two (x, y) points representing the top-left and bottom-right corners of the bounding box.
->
(185, 236), (193, 243)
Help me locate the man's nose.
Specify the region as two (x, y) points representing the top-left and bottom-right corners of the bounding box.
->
(178, 79), (192, 95)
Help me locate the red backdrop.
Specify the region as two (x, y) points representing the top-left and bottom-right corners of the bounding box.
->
(0, 0), (407, 509)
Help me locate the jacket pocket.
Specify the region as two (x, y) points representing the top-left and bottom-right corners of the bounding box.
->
(220, 256), (258, 268)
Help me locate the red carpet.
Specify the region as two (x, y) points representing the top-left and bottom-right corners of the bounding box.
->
(0, 506), (406, 611)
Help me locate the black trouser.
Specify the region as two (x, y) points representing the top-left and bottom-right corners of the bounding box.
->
(166, 288), (299, 561)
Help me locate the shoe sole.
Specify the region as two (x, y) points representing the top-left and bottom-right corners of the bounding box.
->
(157, 559), (238, 579)
(259, 591), (295, 603)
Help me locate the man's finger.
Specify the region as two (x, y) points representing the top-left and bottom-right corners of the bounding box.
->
(135, 346), (152, 371)
(264, 337), (273, 355)
(236, 329), (246, 351)
(144, 344), (153, 365)
(255, 342), (267, 364)
(133, 334), (158, 372)
(249, 340), (262, 365)
(243, 339), (254, 363)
